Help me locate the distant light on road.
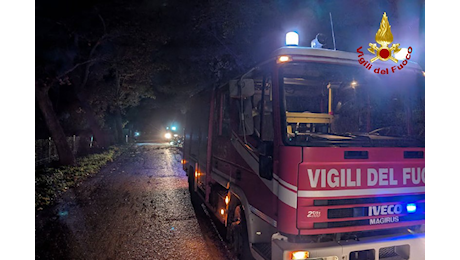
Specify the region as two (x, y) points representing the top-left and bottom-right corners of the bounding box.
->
(165, 133), (172, 139)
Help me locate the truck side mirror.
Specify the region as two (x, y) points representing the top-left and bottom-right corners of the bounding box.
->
(258, 141), (273, 180)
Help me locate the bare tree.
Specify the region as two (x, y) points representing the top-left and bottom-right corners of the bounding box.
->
(36, 80), (76, 166)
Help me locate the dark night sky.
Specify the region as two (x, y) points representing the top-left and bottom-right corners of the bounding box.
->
(33, 0), (425, 140)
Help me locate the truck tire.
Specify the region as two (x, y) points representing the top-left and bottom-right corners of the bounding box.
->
(228, 204), (253, 260)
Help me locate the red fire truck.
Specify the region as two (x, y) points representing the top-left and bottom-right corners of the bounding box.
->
(182, 33), (425, 260)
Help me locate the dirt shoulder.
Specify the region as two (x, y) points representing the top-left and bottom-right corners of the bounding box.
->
(36, 144), (230, 260)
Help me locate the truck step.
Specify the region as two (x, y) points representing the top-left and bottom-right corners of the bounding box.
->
(252, 242), (271, 260)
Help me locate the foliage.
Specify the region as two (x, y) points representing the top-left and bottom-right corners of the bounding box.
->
(36, 0), (277, 138)
(36, 0), (160, 140)
(35, 146), (125, 210)
(36, 0), (424, 138)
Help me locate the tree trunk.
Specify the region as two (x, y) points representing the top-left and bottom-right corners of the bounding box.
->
(36, 86), (76, 166)
(75, 92), (110, 148)
(114, 107), (124, 144)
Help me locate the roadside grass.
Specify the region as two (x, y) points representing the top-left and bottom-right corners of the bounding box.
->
(35, 145), (126, 210)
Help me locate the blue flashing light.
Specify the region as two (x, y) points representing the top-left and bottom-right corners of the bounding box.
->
(171, 126), (177, 131)
(134, 131), (140, 137)
(286, 32), (299, 46)
(406, 203), (417, 213)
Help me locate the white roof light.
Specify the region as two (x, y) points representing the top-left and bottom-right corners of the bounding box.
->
(286, 32), (299, 46)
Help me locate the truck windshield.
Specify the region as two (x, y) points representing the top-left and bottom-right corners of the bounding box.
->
(279, 62), (425, 147)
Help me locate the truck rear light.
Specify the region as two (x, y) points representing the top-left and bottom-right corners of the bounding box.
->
(290, 251), (309, 259)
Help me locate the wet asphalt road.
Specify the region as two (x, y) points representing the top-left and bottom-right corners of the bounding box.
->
(36, 144), (233, 260)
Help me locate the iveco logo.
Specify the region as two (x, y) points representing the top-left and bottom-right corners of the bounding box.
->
(368, 204), (403, 216)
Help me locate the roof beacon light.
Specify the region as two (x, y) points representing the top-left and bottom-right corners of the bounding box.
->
(286, 32), (299, 46)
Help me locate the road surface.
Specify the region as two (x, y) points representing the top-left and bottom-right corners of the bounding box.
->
(36, 143), (233, 260)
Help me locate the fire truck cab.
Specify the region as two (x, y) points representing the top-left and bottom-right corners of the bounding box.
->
(182, 34), (425, 260)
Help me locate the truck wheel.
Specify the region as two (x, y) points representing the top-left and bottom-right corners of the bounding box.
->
(228, 205), (253, 260)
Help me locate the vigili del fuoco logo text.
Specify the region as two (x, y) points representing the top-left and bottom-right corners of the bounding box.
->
(357, 12), (412, 75)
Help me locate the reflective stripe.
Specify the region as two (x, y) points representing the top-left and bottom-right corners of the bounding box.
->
(274, 174), (299, 191)
(298, 186), (425, 198)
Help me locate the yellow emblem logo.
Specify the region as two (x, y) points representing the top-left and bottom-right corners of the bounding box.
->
(368, 12), (401, 63)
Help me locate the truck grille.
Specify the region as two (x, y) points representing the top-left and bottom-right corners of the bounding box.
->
(314, 194), (425, 206)
(310, 195), (425, 230)
(327, 203), (425, 219)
